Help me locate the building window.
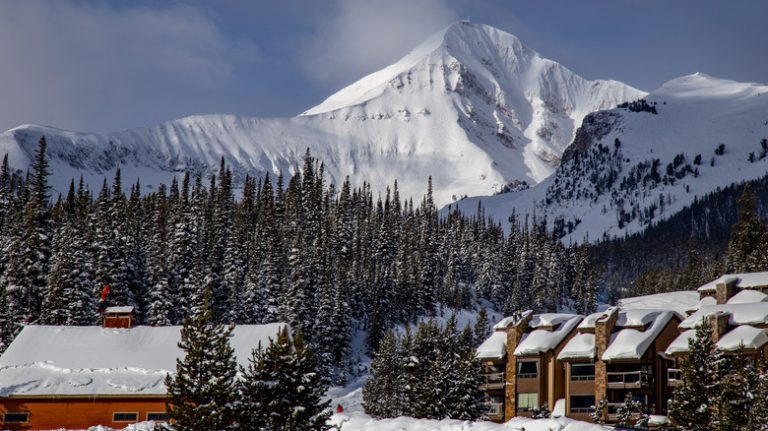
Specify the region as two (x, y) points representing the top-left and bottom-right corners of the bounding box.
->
(570, 395), (595, 413)
(147, 412), (169, 421)
(517, 392), (539, 412)
(570, 363), (595, 380)
(3, 412), (29, 423)
(113, 412), (139, 423)
(517, 361), (538, 378)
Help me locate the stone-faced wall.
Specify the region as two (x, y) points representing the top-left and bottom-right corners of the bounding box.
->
(504, 312), (532, 420)
(594, 308), (618, 422)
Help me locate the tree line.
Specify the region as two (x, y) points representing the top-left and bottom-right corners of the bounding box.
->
(0, 137), (597, 381)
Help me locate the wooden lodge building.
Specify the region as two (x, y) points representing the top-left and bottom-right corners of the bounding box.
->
(478, 271), (768, 426)
(0, 306), (287, 430)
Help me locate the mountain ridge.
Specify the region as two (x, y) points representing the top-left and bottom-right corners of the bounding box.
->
(0, 21), (644, 204)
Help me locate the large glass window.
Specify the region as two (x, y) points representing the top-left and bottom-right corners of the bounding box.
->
(3, 413), (29, 423)
(570, 395), (595, 413)
(570, 363), (595, 380)
(517, 393), (539, 412)
(517, 361), (538, 378)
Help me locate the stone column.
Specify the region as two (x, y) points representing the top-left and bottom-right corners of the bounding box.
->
(594, 307), (619, 422)
(706, 311), (730, 343)
(504, 312), (532, 420)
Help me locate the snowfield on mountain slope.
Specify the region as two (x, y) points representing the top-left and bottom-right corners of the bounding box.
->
(450, 73), (768, 242)
(0, 22), (642, 205)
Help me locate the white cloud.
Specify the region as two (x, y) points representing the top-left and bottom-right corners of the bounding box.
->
(302, 0), (458, 90)
(0, 1), (256, 132)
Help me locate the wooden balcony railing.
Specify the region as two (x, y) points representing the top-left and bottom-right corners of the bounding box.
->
(480, 372), (505, 390)
(606, 370), (652, 389)
(667, 368), (682, 386)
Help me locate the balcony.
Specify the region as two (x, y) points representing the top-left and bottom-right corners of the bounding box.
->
(667, 368), (682, 387)
(484, 402), (504, 418)
(480, 372), (505, 390)
(606, 370), (652, 389)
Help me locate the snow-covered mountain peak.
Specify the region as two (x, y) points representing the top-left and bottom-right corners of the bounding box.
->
(1, 22), (643, 205)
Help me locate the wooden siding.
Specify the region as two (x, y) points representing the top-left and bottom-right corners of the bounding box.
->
(0, 397), (166, 430)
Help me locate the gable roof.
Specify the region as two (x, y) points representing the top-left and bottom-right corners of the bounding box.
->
(602, 310), (676, 361)
(680, 302), (768, 329)
(0, 323), (287, 397)
(513, 315), (582, 357)
(697, 272), (768, 292)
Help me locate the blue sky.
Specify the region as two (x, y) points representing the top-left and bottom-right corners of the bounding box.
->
(0, 0), (765, 132)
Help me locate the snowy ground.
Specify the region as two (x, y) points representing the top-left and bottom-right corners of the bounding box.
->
(331, 413), (610, 431)
(67, 414), (609, 431)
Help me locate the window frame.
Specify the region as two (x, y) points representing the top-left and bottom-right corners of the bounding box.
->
(112, 412), (139, 423)
(3, 412), (30, 424)
(146, 412), (170, 422)
(517, 360), (538, 379)
(516, 392), (539, 412)
(570, 363), (595, 381)
(569, 395), (595, 413)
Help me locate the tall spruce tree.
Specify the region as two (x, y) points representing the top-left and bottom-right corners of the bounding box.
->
(165, 289), (239, 431)
(239, 327), (330, 431)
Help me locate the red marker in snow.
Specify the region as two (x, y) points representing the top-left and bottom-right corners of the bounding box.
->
(336, 404), (344, 413)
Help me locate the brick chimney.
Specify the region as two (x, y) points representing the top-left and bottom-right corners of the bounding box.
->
(715, 277), (739, 304)
(102, 306), (136, 329)
(705, 311), (730, 343)
(504, 310), (533, 420)
(594, 307), (619, 422)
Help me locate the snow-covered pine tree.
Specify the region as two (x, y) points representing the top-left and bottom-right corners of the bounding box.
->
(726, 184), (768, 272)
(362, 330), (402, 418)
(668, 323), (725, 431)
(3, 137), (52, 326)
(165, 289), (239, 431)
(146, 184), (176, 326)
(239, 326), (330, 431)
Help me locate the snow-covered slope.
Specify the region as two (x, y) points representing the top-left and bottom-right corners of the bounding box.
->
(450, 73), (768, 241)
(0, 22), (643, 204)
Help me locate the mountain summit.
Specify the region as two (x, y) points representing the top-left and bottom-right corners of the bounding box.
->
(0, 22), (643, 204)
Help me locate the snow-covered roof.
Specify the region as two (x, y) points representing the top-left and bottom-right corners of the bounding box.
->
(679, 303), (768, 329)
(602, 311), (676, 361)
(528, 313), (577, 328)
(616, 309), (666, 327)
(557, 333), (596, 361)
(104, 306), (135, 314)
(717, 325), (768, 352)
(697, 272), (768, 292)
(619, 291), (700, 316)
(666, 325), (768, 355)
(0, 323), (288, 397)
(664, 329), (697, 356)
(688, 296), (717, 313)
(514, 316), (582, 357)
(727, 289), (768, 305)
(492, 310), (532, 330)
(577, 311), (605, 330)
(476, 331), (507, 360)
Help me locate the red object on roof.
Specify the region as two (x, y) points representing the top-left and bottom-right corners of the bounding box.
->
(100, 285), (110, 301)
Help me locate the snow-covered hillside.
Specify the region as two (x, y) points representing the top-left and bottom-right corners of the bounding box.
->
(451, 73), (768, 241)
(0, 22), (643, 204)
